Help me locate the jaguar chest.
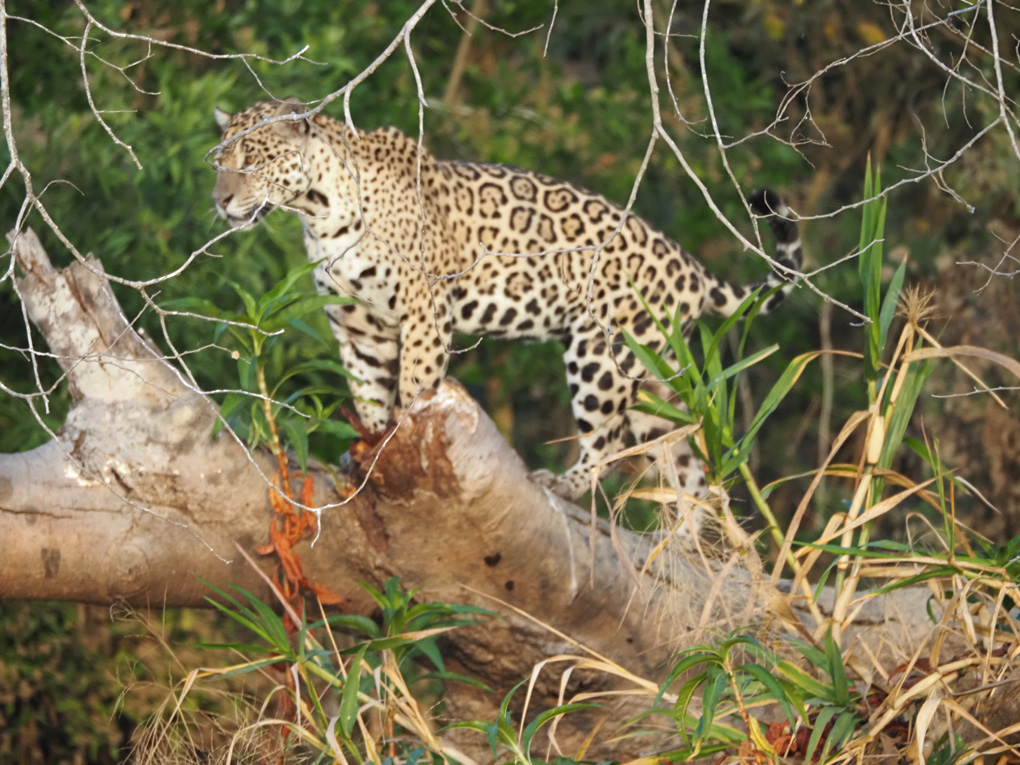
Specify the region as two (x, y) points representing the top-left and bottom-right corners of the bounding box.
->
(307, 230), (399, 319)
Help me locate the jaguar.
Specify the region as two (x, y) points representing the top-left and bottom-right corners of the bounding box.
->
(212, 98), (802, 501)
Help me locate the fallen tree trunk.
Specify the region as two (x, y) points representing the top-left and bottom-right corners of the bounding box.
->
(1, 228), (1007, 758)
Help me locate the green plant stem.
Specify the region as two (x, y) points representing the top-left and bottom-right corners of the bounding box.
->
(739, 462), (797, 574)
(256, 360), (292, 499)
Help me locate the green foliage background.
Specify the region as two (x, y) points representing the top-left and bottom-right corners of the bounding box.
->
(1, 0), (1018, 761)
(3, 0), (1016, 474)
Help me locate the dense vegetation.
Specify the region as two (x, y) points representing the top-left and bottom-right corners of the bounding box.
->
(1, 0), (1018, 762)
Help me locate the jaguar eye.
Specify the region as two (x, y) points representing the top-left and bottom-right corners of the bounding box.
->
(243, 155), (255, 166)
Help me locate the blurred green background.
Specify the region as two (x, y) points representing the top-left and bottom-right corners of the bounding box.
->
(1, 0), (1018, 761)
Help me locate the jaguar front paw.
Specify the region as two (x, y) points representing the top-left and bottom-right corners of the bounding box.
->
(530, 467), (588, 501)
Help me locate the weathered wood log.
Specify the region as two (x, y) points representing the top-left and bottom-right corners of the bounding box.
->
(3, 228), (1004, 759)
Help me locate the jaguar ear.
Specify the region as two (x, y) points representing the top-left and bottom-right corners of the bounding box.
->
(272, 97), (311, 137)
(213, 106), (233, 131)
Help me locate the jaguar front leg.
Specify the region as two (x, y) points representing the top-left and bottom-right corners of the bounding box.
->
(326, 301), (400, 432)
(396, 285), (454, 410)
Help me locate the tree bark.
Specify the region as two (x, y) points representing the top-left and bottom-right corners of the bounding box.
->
(0, 229), (1007, 759)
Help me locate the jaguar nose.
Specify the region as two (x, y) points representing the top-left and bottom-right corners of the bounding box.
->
(217, 193), (234, 207)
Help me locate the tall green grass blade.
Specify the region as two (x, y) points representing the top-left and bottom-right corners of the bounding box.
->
(804, 705), (839, 763)
(339, 645), (366, 737)
(702, 289), (763, 363)
(721, 351), (817, 475)
(705, 345), (778, 395)
(879, 258), (906, 350)
(233, 585), (293, 651)
(858, 159), (888, 384)
(632, 388), (694, 425)
(822, 629), (850, 706)
(624, 332), (679, 382)
(871, 565), (958, 594)
(878, 348), (933, 471)
(822, 711), (859, 762)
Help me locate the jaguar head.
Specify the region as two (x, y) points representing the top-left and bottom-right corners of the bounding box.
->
(211, 98), (313, 228)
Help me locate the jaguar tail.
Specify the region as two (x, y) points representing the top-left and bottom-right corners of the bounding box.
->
(704, 188), (803, 317)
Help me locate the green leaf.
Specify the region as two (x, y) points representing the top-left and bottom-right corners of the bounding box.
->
(624, 332), (679, 382)
(699, 321), (723, 383)
(286, 316), (337, 347)
(704, 344), (777, 394)
(673, 671), (708, 746)
(657, 651), (716, 703)
(312, 418), (361, 441)
(338, 635), (427, 655)
(227, 280), (259, 322)
(821, 710), (860, 762)
(871, 565), (958, 594)
(281, 418), (310, 472)
(787, 639), (827, 669)
(702, 287), (764, 363)
(237, 356), (256, 392)
(520, 703), (600, 755)
(822, 629), (850, 706)
(877, 347), (933, 471)
(233, 585), (293, 652)
(495, 681), (526, 747)
(633, 388), (695, 426)
(202, 595), (269, 644)
(776, 660), (835, 702)
(339, 645), (366, 737)
(742, 663), (797, 730)
(415, 637), (446, 673)
(263, 295), (356, 331)
(804, 705), (839, 763)
(308, 614), (381, 637)
(697, 668), (729, 743)
(214, 392), (247, 437)
(858, 159), (888, 382)
(218, 656), (289, 679)
(878, 256), (906, 350)
(278, 358), (359, 384)
(717, 632), (765, 656)
(721, 351), (817, 475)
(260, 258), (321, 308)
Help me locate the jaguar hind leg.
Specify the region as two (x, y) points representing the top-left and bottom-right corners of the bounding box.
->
(531, 329), (636, 500)
(625, 380), (712, 540)
(530, 326), (714, 543)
